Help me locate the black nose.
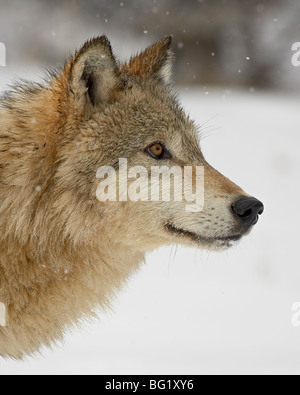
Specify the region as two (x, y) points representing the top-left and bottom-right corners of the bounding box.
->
(232, 197), (264, 226)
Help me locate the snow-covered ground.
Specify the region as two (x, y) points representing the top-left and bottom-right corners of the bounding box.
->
(0, 66), (299, 374)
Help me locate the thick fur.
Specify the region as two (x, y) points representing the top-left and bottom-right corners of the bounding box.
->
(0, 36), (249, 359)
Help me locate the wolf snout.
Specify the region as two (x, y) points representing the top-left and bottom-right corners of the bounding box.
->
(231, 196), (264, 228)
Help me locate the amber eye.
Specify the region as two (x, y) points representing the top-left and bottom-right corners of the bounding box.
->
(145, 142), (171, 160)
(150, 143), (163, 157)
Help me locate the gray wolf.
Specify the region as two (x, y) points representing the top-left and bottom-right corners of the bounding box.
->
(0, 36), (263, 358)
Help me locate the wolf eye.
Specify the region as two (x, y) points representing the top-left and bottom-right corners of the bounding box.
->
(145, 142), (171, 160)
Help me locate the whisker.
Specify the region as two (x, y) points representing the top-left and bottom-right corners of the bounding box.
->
(168, 244), (175, 277)
(195, 115), (221, 141)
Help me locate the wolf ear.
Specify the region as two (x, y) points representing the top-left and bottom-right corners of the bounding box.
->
(70, 36), (122, 106)
(122, 36), (173, 84)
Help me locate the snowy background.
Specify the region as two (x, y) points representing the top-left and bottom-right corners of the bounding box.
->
(0, 0), (300, 375)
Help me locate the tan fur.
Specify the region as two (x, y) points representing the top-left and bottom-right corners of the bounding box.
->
(0, 36), (251, 359)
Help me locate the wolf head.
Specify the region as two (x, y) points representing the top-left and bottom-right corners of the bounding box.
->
(1, 36), (263, 254)
(50, 35), (263, 252)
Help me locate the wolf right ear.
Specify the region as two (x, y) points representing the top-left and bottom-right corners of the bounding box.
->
(121, 36), (173, 85)
(69, 36), (122, 108)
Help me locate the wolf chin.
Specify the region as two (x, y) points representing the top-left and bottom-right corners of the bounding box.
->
(0, 36), (263, 359)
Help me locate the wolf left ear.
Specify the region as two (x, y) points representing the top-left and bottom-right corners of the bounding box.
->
(121, 36), (173, 84)
(70, 36), (122, 107)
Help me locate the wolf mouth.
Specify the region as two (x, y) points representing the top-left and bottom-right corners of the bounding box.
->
(165, 222), (242, 247)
